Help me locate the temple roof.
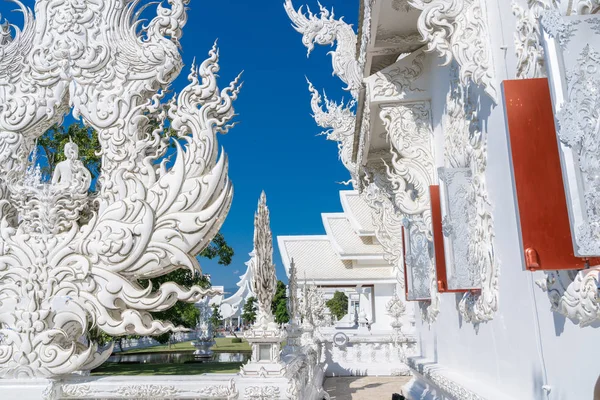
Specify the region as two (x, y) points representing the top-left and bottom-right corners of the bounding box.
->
(278, 236), (393, 282)
(322, 213), (384, 259)
(339, 190), (376, 235)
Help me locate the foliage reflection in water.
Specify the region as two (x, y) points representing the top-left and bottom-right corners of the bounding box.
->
(107, 352), (250, 364)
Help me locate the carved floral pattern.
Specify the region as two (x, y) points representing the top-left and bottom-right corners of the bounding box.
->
(372, 53), (426, 98)
(284, 0), (362, 95)
(0, 1), (240, 378)
(536, 268), (600, 327)
(556, 45), (600, 255)
(379, 102), (439, 321)
(245, 385), (281, 400)
(250, 192), (278, 329)
(443, 64), (499, 324)
(409, 0), (498, 102)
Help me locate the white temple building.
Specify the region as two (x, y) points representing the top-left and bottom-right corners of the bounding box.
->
(214, 259), (255, 328)
(284, 0), (600, 398)
(278, 190), (401, 331)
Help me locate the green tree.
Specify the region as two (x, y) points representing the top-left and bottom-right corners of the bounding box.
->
(39, 123), (235, 343)
(242, 297), (257, 325)
(271, 280), (290, 324)
(326, 291), (349, 321)
(209, 303), (223, 329)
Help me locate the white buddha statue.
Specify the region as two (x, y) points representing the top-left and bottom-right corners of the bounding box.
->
(52, 140), (91, 193)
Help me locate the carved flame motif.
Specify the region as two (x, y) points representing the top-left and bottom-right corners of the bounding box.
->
(284, 0), (362, 95)
(250, 192), (278, 329)
(0, 1), (240, 378)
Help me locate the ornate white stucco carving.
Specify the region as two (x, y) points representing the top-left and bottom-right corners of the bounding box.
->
(284, 0), (362, 96)
(511, 0), (558, 79)
(362, 179), (406, 287)
(438, 168), (479, 289)
(379, 102), (439, 322)
(536, 268), (600, 327)
(307, 80), (357, 184)
(244, 385), (281, 399)
(0, 0), (240, 378)
(409, 0), (498, 102)
(250, 192), (278, 330)
(386, 288), (406, 344)
(299, 284), (331, 329)
(288, 259), (300, 324)
(441, 65), (499, 323)
(556, 44), (600, 255)
(512, 1), (600, 79)
(371, 52), (426, 99)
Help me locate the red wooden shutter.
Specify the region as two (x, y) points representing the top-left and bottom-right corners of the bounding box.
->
(503, 78), (592, 270)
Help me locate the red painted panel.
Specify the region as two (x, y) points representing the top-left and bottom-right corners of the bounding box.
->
(503, 78), (590, 270)
(430, 185), (469, 293)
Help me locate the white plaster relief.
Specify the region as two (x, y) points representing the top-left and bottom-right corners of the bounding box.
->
(0, 0), (240, 378)
(556, 43), (600, 255)
(409, 0), (498, 102)
(536, 268), (600, 327)
(306, 80), (357, 184)
(442, 65), (499, 323)
(284, 0), (362, 96)
(371, 52), (426, 99)
(512, 0), (558, 79)
(379, 102), (439, 321)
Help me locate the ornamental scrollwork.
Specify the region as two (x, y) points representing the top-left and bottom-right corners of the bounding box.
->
(306, 80), (357, 184)
(379, 102), (439, 322)
(536, 268), (600, 327)
(245, 385), (281, 400)
(0, 0), (240, 378)
(443, 64), (499, 324)
(511, 0), (558, 79)
(284, 0), (362, 95)
(249, 192), (278, 330)
(372, 52), (426, 99)
(556, 44), (600, 255)
(409, 0), (498, 102)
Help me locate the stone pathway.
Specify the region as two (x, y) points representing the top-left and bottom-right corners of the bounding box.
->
(323, 376), (411, 400)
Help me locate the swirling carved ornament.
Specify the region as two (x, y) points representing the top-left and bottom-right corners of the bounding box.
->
(511, 0), (558, 79)
(536, 268), (600, 327)
(362, 179), (406, 287)
(0, 1), (241, 378)
(379, 102), (439, 322)
(409, 0), (498, 102)
(245, 385), (281, 400)
(59, 380), (239, 399)
(284, 0), (362, 95)
(372, 52), (426, 99)
(250, 192), (278, 330)
(556, 44), (600, 255)
(512, 0), (599, 79)
(307, 80), (357, 184)
(443, 65), (499, 324)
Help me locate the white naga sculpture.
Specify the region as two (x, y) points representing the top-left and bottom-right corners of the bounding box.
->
(0, 0), (239, 378)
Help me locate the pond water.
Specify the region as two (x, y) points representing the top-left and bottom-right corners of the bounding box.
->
(108, 351), (250, 364)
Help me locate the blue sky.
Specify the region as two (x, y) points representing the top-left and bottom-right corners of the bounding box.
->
(0, 0), (358, 291)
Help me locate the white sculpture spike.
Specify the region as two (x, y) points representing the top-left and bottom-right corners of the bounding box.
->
(0, 0), (239, 378)
(284, 0), (362, 96)
(250, 191), (278, 329)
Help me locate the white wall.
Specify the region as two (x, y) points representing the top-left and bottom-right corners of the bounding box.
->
(372, 283), (394, 330)
(410, 1), (600, 399)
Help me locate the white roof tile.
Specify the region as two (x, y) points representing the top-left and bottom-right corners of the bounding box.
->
(277, 236), (393, 281)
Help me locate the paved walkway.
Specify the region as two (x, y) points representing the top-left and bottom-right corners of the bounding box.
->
(323, 376), (411, 400)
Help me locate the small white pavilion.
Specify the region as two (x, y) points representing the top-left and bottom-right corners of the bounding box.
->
(278, 190), (397, 331)
(214, 257), (255, 328)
